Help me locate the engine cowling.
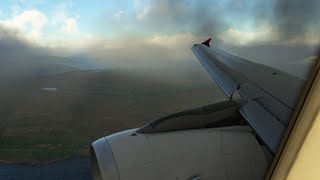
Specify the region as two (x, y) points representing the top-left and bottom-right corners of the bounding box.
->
(90, 127), (268, 180)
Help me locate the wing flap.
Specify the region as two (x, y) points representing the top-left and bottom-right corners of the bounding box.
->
(240, 101), (285, 154)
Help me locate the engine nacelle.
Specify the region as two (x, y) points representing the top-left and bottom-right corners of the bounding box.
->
(91, 127), (268, 180)
(91, 100), (269, 179)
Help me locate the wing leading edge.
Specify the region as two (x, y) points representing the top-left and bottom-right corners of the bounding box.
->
(192, 40), (306, 154)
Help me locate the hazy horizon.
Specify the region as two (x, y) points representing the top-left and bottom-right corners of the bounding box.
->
(0, 0), (319, 78)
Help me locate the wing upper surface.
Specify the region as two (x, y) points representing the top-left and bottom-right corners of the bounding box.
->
(192, 44), (306, 154)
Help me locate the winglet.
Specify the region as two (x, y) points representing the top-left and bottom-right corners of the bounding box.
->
(202, 38), (212, 47)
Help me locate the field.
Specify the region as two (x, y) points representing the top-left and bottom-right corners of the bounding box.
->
(0, 58), (226, 163)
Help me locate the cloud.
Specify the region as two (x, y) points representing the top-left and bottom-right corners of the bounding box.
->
(0, 24), (25, 44)
(17, 0), (45, 6)
(112, 10), (125, 20)
(225, 0), (320, 47)
(221, 25), (275, 45)
(273, 0), (320, 41)
(51, 1), (77, 26)
(85, 32), (202, 68)
(0, 1), (85, 47)
(132, 0), (229, 37)
(60, 17), (79, 34)
(136, 6), (150, 20)
(0, 0), (317, 79)
(146, 32), (202, 50)
(0, 23), (47, 59)
(134, 0), (150, 20)
(10, 5), (23, 15)
(0, 10), (48, 42)
(129, 0), (320, 47)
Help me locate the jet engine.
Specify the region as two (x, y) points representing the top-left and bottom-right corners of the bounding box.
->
(90, 100), (269, 180)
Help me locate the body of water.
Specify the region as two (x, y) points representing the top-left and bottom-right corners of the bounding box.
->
(41, 87), (60, 91)
(0, 157), (91, 180)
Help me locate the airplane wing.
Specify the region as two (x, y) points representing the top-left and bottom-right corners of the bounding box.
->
(191, 39), (306, 154)
(91, 39), (305, 180)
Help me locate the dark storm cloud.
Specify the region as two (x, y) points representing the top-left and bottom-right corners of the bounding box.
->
(225, 0), (320, 42)
(0, 24), (43, 58)
(140, 0), (319, 44)
(0, 25), (28, 50)
(0, 25), (65, 62)
(273, 0), (320, 40)
(139, 0), (228, 36)
(189, 1), (227, 36)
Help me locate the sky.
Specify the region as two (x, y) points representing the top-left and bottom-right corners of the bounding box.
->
(0, 0), (319, 76)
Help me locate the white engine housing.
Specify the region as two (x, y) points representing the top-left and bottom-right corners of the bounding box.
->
(91, 126), (268, 180)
